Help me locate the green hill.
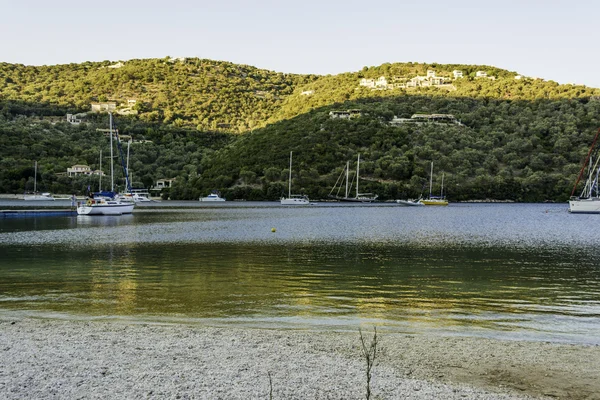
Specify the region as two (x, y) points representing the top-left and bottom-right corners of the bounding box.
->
(1, 58), (599, 201)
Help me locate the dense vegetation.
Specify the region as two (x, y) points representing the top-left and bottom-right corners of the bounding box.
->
(1, 58), (599, 201)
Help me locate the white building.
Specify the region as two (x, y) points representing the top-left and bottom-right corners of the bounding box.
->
(301, 90), (314, 96)
(90, 102), (117, 113)
(476, 71), (488, 78)
(453, 70), (463, 78)
(359, 78), (376, 88)
(375, 76), (388, 87)
(67, 165), (104, 177)
(155, 178), (177, 189)
(66, 114), (82, 125)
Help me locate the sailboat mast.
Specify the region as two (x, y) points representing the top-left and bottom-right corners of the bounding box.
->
(99, 150), (102, 191)
(429, 162), (433, 198)
(109, 113), (114, 192)
(345, 161), (349, 199)
(356, 154), (360, 198)
(126, 140), (131, 190)
(33, 161), (37, 193)
(288, 151), (292, 198)
(441, 172), (445, 198)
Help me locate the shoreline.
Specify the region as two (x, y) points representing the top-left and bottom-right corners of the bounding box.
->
(1, 318), (598, 399)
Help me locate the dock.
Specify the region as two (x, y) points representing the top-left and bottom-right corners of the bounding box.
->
(0, 210), (77, 218)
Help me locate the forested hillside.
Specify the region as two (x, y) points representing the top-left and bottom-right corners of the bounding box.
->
(1, 58), (599, 201)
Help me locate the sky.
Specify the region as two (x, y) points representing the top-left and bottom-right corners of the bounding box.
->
(2, 0), (599, 87)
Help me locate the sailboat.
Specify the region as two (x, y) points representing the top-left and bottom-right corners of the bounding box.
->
(281, 151), (310, 205)
(77, 113), (135, 216)
(24, 161), (55, 201)
(421, 162), (448, 206)
(328, 154), (378, 202)
(569, 129), (600, 213)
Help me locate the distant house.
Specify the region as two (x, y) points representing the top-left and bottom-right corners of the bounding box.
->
(155, 178), (177, 189)
(375, 76), (388, 87)
(329, 109), (362, 119)
(90, 102), (117, 113)
(108, 62), (124, 69)
(359, 78), (376, 88)
(301, 90), (314, 96)
(67, 165), (104, 177)
(66, 114), (81, 125)
(453, 70), (463, 78)
(389, 113), (463, 126)
(475, 71), (488, 78)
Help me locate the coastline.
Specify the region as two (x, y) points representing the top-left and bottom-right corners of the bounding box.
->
(1, 318), (598, 399)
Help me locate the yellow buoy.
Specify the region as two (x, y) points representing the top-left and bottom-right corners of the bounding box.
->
(271, 227), (276, 232)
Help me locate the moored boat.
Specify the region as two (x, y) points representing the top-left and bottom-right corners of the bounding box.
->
(77, 113), (135, 216)
(422, 162), (448, 206)
(569, 128), (600, 213)
(328, 154), (377, 202)
(396, 198), (424, 206)
(281, 151), (310, 205)
(24, 161), (55, 201)
(200, 192), (226, 201)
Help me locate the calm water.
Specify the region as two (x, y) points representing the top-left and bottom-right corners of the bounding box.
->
(1, 201), (600, 344)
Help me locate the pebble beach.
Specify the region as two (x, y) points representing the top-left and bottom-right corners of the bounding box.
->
(1, 317), (598, 399)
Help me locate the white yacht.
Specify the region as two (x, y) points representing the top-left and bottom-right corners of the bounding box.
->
(200, 192), (225, 201)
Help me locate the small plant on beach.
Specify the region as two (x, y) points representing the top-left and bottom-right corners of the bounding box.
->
(267, 371), (273, 400)
(359, 326), (378, 400)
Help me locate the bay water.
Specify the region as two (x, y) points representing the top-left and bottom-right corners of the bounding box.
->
(1, 202), (599, 344)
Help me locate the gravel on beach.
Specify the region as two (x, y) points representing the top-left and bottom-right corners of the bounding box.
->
(1, 318), (598, 399)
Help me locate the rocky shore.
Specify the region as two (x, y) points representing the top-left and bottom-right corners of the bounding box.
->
(1, 318), (598, 399)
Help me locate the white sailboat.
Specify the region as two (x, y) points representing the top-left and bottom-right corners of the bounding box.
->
(24, 161), (55, 201)
(77, 113), (134, 216)
(328, 154), (377, 202)
(421, 162), (448, 206)
(569, 129), (600, 213)
(281, 151), (310, 205)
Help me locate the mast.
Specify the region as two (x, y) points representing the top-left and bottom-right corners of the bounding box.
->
(109, 113), (114, 192)
(441, 172), (445, 198)
(99, 149), (102, 191)
(127, 140), (131, 190)
(429, 161), (433, 199)
(356, 154), (360, 198)
(288, 151), (292, 198)
(345, 161), (349, 199)
(33, 161), (37, 193)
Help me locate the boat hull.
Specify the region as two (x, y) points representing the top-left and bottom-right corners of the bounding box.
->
(199, 197), (225, 202)
(280, 197), (310, 205)
(569, 198), (600, 213)
(421, 199), (448, 206)
(24, 194), (55, 201)
(396, 199), (424, 206)
(77, 202), (134, 216)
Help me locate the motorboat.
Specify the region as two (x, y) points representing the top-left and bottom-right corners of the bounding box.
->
(200, 192), (225, 201)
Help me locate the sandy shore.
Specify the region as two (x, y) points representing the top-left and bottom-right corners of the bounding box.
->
(1, 318), (598, 399)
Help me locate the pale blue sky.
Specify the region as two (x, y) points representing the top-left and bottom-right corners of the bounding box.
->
(2, 0), (599, 87)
